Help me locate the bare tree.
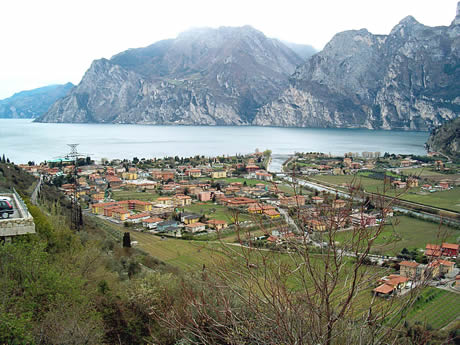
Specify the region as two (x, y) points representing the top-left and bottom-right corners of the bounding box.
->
(142, 175), (440, 345)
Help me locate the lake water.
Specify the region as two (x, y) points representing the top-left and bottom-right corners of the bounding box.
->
(0, 119), (429, 164)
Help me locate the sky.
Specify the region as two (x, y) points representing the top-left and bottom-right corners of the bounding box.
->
(0, 0), (458, 99)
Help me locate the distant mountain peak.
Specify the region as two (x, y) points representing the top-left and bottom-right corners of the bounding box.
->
(0, 83), (74, 119)
(452, 1), (460, 26)
(37, 26), (304, 125)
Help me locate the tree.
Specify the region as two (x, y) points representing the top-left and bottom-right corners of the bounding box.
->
(151, 179), (431, 345)
(123, 232), (131, 248)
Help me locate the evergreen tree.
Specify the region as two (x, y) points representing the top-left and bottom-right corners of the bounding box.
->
(122, 232), (131, 248)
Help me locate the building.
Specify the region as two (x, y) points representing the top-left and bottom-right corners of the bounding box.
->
(198, 191), (212, 202)
(306, 219), (327, 232)
(392, 180), (407, 189)
(211, 170), (227, 179)
(185, 169), (202, 177)
(264, 209), (281, 219)
(245, 164), (260, 172)
(442, 243), (459, 257)
(350, 213), (376, 227)
(255, 171), (273, 181)
(157, 220), (179, 232)
(311, 196), (324, 204)
(122, 171), (138, 180)
(399, 261), (421, 280)
(247, 204), (276, 214)
(425, 244), (442, 257)
(156, 197), (173, 205)
(184, 222), (206, 233)
(332, 199), (347, 209)
(206, 219), (228, 231)
(437, 260), (455, 276)
(439, 181), (449, 190)
(111, 207), (130, 221)
(142, 217), (163, 229)
(279, 195), (306, 207)
(406, 177), (419, 188)
(106, 175), (123, 188)
(127, 212), (151, 223)
(174, 194), (192, 206)
(223, 197), (257, 207)
(373, 275), (409, 297)
(181, 213), (201, 224)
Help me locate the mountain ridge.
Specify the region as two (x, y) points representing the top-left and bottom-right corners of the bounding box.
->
(0, 83), (74, 119)
(37, 26), (305, 125)
(37, 5), (460, 129)
(253, 4), (460, 130)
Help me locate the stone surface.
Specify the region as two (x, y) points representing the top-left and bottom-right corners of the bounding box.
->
(0, 83), (74, 118)
(254, 5), (460, 130)
(37, 26), (304, 125)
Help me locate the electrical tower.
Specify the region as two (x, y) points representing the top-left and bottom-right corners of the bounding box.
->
(66, 144), (85, 231)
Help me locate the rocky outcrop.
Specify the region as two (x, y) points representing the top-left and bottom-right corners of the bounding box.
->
(426, 117), (460, 159)
(37, 26), (304, 125)
(254, 4), (460, 130)
(0, 83), (73, 119)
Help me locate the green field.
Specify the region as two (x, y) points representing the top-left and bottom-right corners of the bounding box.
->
(398, 188), (460, 212)
(112, 189), (159, 201)
(399, 167), (446, 177)
(184, 202), (253, 223)
(335, 216), (459, 256)
(310, 175), (460, 212)
(129, 231), (223, 270)
(403, 287), (460, 329)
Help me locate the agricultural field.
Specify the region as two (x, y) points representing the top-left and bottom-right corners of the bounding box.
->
(399, 167), (446, 177)
(310, 174), (460, 212)
(334, 215), (459, 256)
(129, 231), (222, 270)
(403, 287), (460, 329)
(184, 202), (253, 223)
(112, 189), (159, 201)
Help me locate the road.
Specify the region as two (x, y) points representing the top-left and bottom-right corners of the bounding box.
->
(31, 175), (43, 205)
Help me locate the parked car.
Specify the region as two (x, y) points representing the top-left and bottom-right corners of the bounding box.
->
(0, 196), (12, 202)
(0, 200), (14, 219)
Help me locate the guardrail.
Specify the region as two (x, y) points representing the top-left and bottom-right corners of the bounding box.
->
(12, 188), (33, 219)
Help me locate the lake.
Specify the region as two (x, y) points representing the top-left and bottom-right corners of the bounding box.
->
(0, 119), (429, 164)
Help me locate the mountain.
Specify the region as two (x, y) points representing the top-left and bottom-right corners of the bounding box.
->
(426, 117), (460, 159)
(254, 3), (460, 130)
(37, 26), (303, 125)
(0, 83), (74, 119)
(282, 42), (317, 60)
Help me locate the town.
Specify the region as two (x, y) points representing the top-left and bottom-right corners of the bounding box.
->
(5, 148), (459, 335)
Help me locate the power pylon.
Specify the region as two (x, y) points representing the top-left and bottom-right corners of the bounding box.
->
(66, 144), (85, 231)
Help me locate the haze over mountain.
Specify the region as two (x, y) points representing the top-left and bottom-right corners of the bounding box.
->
(0, 83), (73, 119)
(37, 26), (304, 125)
(254, 3), (460, 130)
(38, 3), (460, 130)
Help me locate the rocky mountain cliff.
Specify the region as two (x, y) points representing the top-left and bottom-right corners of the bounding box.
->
(426, 117), (460, 159)
(254, 3), (460, 130)
(0, 83), (73, 119)
(37, 26), (304, 125)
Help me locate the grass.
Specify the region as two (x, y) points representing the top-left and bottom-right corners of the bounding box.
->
(112, 189), (159, 201)
(334, 215), (459, 256)
(399, 167), (446, 177)
(129, 231), (222, 270)
(184, 202), (253, 223)
(397, 188), (460, 213)
(403, 287), (460, 329)
(310, 175), (460, 212)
